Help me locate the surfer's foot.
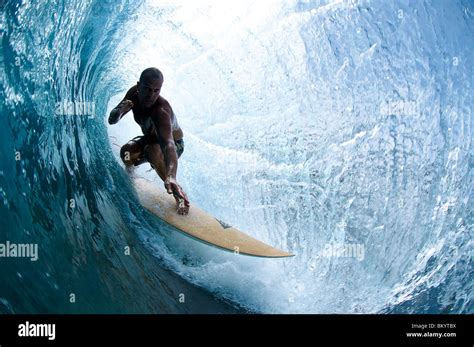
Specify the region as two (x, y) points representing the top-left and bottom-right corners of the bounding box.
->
(174, 194), (189, 215)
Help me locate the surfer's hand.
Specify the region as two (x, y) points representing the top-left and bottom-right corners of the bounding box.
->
(165, 177), (190, 215)
(117, 99), (134, 114)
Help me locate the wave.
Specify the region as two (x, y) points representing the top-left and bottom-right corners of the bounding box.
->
(1, 0), (472, 313)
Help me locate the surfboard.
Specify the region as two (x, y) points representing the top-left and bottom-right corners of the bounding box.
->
(133, 177), (294, 258)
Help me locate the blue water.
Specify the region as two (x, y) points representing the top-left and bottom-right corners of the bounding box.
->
(1, 0), (472, 314)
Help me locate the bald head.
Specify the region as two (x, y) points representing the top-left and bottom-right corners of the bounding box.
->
(139, 67), (163, 84)
(137, 68), (164, 108)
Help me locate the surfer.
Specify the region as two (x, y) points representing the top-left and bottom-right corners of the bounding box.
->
(108, 67), (190, 215)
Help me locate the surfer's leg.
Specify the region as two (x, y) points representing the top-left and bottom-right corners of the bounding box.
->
(143, 144), (167, 181)
(120, 137), (146, 167)
(143, 139), (184, 179)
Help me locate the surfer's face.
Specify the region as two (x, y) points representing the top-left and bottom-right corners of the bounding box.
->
(137, 78), (162, 108)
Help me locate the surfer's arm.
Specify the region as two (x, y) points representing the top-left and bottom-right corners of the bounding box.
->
(108, 99), (133, 124)
(153, 107), (178, 179)
(153, 106), (190, 209)
(109, 87), (136, 124)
